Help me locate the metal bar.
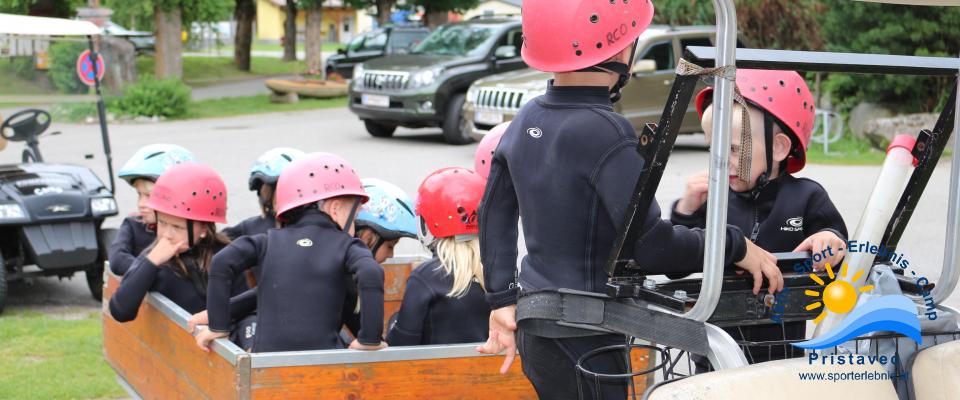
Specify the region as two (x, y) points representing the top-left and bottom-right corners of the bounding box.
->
(604, 75), (700, 281)
(881, 85), (957, 249)
(686, 0), (738, 325)
(87, 35), (115, 195)
(686, 47), (959, 76)
(249, 343), (496, 368)
(933, 69), (960, 305)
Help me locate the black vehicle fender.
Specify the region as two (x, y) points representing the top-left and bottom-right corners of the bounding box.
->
(433, 63), (492, 120)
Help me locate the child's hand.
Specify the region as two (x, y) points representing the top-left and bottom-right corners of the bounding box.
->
(194, 327), (229, 352)
(794, 231), (845, 271)
(735, 239), (784, 294)
(476, 305), (518, 374)
(147, 236), (185, 266)
(187, 310), (208, 334)
(349, 339), (388, 351)
(676, 170), (710, 215)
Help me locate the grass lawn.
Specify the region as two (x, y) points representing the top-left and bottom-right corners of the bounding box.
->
(806, 134), (888, 166)
(0, 307), (124, 400)
(0, 62), (58, 97)
(212, 42), (342, 54)
(179, 94), (347, 119)
(136, 56), (308, 87)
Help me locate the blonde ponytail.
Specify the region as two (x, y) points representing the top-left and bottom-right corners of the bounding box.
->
(434, 237), (485, 298)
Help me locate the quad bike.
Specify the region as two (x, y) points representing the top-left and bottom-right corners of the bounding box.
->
(0, 109), (118, 312)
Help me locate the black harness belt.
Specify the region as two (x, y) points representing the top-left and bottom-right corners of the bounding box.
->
(516, 289), (710, 356)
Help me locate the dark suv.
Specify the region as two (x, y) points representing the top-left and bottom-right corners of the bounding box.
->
(326, 25), (430, 79)
(347, 18), (525, 144)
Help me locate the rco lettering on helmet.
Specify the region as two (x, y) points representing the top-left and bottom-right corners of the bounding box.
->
(607, 24), (629, 46)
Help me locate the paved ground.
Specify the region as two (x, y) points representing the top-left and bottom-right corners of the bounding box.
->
(1, 105), (957, 313)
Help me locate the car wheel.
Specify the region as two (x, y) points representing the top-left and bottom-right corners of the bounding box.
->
(86, 228), (117, 302)
(364, 120), (397, 138)
(442, 93), (473, 145)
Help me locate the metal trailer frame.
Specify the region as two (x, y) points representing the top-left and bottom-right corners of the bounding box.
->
(604, 0), (960, 371)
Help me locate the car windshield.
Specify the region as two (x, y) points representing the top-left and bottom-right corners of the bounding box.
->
(411, 24), (496, 57)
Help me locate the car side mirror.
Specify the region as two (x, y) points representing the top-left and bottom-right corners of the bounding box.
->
(337, 48), (347, 55)
(632, 60), (657, 75)
(495, 45), (517, 59)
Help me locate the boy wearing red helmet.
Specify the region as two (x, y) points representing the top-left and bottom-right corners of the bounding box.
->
(672, 69), (847, 365)
(196, 153), (386, 352)
(386, 168), (491, 346)
(477, 1), (783, 398)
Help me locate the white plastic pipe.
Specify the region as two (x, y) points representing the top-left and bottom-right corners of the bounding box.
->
(813, 140), (916, 337)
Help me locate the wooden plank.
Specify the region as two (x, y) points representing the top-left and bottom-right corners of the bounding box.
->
(250, 355), (536, 399)
(382, 260), (416, 327)
(102, 272), (243, 399)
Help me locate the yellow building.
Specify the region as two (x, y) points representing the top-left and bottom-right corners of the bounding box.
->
(256, 0), (374, 43)
(461, 0), (521, 20)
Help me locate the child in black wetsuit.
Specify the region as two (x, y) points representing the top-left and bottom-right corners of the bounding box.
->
(386, 168), (490, 346)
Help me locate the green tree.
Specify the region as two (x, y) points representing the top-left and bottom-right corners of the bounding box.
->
(411, 0), (479, 28)
(820, 0), (960, 112)
(344, 0), (395, 27)
(0, 0), (81, 17)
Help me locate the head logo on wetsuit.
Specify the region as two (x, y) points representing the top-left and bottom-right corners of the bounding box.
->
(297, 238), (314, 247)
(528, 127), (543, 139)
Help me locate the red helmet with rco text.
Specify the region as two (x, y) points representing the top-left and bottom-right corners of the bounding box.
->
(521, 0), (655, 73)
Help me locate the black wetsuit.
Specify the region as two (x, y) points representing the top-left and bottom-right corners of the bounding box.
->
(108, 216), (156, 275)
(671, 173), (847, 365)
(206, 210), (384, 352)
(386, 258), (490, 346)
(479, 83), (748, 400)
(108, 245), (248, 322)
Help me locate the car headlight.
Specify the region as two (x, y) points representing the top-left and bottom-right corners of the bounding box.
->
(91, 197), (118, 215)
(353, 64), (365, 88)
(467, 85), (480, 103)
(0, 204), (26, 220)
(411, 67), (443, 88)
(520, 89), (546, 107)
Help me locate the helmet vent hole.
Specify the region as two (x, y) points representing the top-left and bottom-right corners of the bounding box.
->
(768, 96), (774, 102)
(779, 80), (786, 87)
(572, 41), (579, 48)
(632, 20), (637, 27)
(796, 87), (802, 94)
(596, 42), (603, 49)
(609, 0), (615, 4)
(457, 206), (465, 214)
(750, 86), (756, 92)
(335, 169), (340, 173)
(341, 185), (346, 189)
(324, 165), (329, 169)
(803, 101), (808, 108)
(212, 196), (217, 200)
(796, 121), (801, 128)
(309, 172), (315, 177)
(206, 189), (211, 194)
(762, 84), (768, 90)
(192, 192), (197, 196)
(589, 14), (599, 23)
(575, 50), (583, 56)
(187, 208), (191, 212)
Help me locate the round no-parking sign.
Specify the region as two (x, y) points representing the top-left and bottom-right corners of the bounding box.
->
(76, 49), (105, 86)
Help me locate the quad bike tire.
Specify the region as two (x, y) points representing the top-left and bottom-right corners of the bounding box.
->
(86, 228), (117, 302)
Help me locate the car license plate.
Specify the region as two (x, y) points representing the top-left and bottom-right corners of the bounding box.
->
(361, 94), (390, 108)
(475, 110), (503, 125)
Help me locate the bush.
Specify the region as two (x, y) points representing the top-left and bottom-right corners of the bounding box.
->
(48, 41), (89, 94)
(820, 0), (960, 113)
(8, 57), (37, 80)
(117, 78), (192, 118)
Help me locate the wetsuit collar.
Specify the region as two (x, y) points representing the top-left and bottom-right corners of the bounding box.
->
(544, 80), (613, 109)
(288, 208), (341, 230)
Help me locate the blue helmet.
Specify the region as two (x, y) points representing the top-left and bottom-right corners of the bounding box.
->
(249, 147), (305, 191)
(118, 144), (197, 186)
(356, 178), (417, 240)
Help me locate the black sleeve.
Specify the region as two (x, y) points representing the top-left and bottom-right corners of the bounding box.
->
(207, 235), (265, 332)
(229, 287), (258, 321)
(669, 199), (708, 228)
(385, 273), (432, 346)
(108, 255), (161, 322)
(108, 218), (140, 275)
(339, 274), (361, 336)
(221, 222), (244, 241)
(345, 240), (384, 345)
(478, 151), (520, 309)
(805, 186), (849, 243)
(594, 144), (747, 275)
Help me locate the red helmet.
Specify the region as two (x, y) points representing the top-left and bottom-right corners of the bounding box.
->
(415, 167), (485, 239)
(474, 122), (509, 180)
(147, 163), (227, 223)
(521, 0), (655, 73)
(695, 69), (816, 173)
(275, 152), (368, 219)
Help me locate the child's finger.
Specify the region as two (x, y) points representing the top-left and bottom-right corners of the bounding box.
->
(500, 346), (517, 375)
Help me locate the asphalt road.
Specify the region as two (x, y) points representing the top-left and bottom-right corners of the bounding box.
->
(1, 105), (957, 313)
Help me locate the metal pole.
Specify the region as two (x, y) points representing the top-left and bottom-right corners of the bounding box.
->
(823, 112), (830, 154)
(932, 67), (960, 306)
(685, 0), (737, 323)
(87, 35), (115, 194)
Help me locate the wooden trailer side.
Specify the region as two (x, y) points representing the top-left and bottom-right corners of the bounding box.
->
(102, 272), (249, 399)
